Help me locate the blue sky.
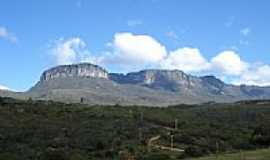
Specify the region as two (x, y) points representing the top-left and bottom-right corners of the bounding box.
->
(1, 0), (270, 91)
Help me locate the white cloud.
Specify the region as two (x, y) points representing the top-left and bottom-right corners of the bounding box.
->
(0, 26), (18, 43)
(211, 51), (248, 76)
(0, 85), (11, 91)
(234, 64), (270, 86)
(107, 33), (167, 68)
(50, 37), (100, 65)
(240, 27), (251, 36)
(127, 20), (143, 27)
(161, 48), (210, 73)
(210, 51), (270, 86)
(48, 33), (270, 86)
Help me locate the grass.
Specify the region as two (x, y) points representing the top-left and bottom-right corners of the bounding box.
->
(189, 149), (270, 160)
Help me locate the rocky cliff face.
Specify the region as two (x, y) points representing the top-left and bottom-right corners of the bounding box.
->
(110, 70), (197, 91)
(110, 70), (189, 84)
(40, 63), (109, 81)
(200, 76), (225, 95)
(23, 62), (270, 106)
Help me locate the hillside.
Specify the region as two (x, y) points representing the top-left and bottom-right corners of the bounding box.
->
(2, 63), (270, 106)
(1, 97), (270, 159)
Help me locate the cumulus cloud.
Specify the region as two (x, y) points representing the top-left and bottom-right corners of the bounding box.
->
(48, 33), (270, 86)
(209, 51), (270, 86)
(50, 38), (101, 65)
(0, 84), (11, 91)
(161, 48), (210, 73)
(105, 33), (167, 70)
(0, 26), (18, 43)
(113, 33), (166, 62)
(233, 64), (270, 86)
(211, 51), (248, 76)
(103, 33), (270, 86)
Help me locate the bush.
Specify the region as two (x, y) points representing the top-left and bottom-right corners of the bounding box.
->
(185, 146), (207, 157)
(143, 153), (172, 160)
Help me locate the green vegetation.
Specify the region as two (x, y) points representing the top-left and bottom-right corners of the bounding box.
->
(1, 97), (270, 159)
(189, 149), (270, 160)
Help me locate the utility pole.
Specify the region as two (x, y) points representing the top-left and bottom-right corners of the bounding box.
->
(140, 112), (144, 123)
(170, 131), (174, 151)
(215, 129), (219, 160)
(138, 112), (144, 143)
(169, 118), (178, 151)
(239, 150), (245, 160)
(80, 97), (84, 104)
(215, 140), (219, 159)
(174, 119), (178, 130)
(139, 127), (143, 142)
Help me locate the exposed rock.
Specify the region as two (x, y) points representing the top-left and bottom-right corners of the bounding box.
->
(2, 62), (270, 106)
(110, 70), (189, 84)
(109, 70), (196, 92)
(40, 63), (108, 81)
(240, 85), (267, 97)
(201, 76), (225, 95)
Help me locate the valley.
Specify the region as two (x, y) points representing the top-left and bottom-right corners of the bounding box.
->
(1, 97), (270, 159)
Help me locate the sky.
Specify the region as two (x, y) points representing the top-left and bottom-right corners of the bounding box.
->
(1, 0), (270, 91)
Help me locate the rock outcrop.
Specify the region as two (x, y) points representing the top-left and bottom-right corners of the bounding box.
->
(40, 63), (108, 81)
(110, 70), (189, 84)
(110, 70), (196, 91)
(4, 62), (270, 106)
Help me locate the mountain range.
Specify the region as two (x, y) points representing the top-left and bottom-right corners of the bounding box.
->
(1, 63), (270, 106)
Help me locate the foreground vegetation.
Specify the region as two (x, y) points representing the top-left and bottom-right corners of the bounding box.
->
(1, 97), (270, 159)
(189, 149), (270, 160)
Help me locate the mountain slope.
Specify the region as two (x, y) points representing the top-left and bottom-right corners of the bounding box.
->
(2, 63), (270, 106)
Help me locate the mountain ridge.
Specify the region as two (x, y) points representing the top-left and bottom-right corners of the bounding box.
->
(1, 63), (270, 106)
